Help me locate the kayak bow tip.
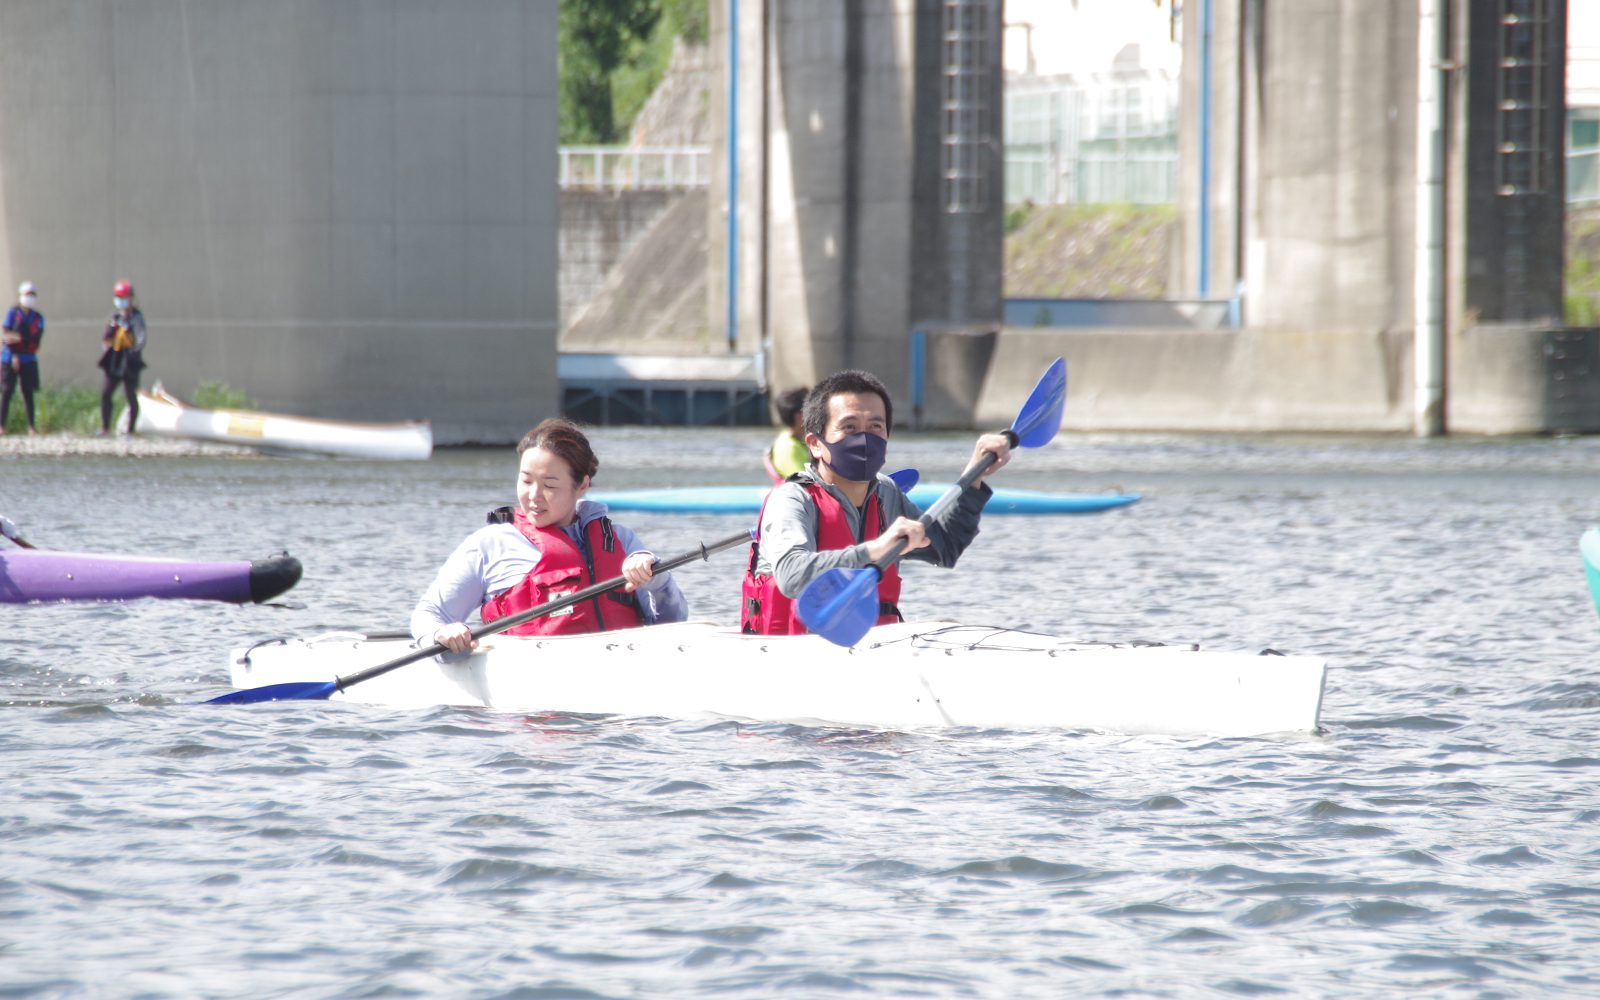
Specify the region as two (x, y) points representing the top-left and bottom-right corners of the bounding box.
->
(248, 553), (303, 603)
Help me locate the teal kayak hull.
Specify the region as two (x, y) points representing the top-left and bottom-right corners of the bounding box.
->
(1582, 528), (1600, 620)
(588, 485), (1140, 515)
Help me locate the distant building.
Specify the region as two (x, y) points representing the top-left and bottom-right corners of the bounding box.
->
(1004, 44), (1179, 205)
(1572, 2), (1599, 205)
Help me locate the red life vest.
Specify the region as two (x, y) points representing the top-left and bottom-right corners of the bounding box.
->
(481, 509), (644, 636)
(740, 480), (902, 635)
(8, 309), (42, 354)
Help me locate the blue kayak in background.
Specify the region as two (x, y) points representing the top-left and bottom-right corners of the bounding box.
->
(588, 485), (1140, 514)
(1582, 528), (1600, 620)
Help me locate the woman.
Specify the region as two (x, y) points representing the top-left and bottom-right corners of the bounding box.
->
(412, 419), (687, 653)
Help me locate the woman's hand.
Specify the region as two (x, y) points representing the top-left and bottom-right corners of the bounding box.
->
(967, 432), (1012, 489)
(434, 622), (478, 654)
(864, 516), (930, 562)
(622, 551), (656, 591)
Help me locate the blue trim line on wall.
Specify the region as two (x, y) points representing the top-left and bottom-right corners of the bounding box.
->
(1198, 0), (1213, 297)
(725, 0), (739, 349)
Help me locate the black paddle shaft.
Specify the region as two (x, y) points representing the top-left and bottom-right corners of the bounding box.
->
(868, 429), (1018, 574)
(331, 528), (754, 693)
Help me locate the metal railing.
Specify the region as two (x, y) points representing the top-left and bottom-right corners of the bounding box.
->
(558, 146), (710, 190)
(1004, 72), (1180, 206)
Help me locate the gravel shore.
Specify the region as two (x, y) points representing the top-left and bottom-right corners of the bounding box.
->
(0, 433), (253, 458)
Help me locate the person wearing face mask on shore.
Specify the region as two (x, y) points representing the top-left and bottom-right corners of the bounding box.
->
(411, 418), (687, 654)
(740, 370), (1011, 635)
(1, 282), (45, 435)
(96, 279), (146, 435)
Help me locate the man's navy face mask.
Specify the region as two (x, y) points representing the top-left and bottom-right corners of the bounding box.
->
(821, 430), (888, 483)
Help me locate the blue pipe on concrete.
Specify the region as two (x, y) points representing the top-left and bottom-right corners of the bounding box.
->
(1197, 0), (1213, 297)
(726, 0), (739, 350)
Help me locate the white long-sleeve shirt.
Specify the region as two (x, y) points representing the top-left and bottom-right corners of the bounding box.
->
(410, 500), (687, 645)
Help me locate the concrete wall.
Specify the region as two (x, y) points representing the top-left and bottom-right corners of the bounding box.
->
(0, 0), (558, 444)
(561, 189), (712, 353)
(1179, 0), (1418, 329)
(1177, 0), (1566, 338)
(974, 325), (1572, 436)
(560, 190), (680, 331)
(711, 0), (1003, 412)
(976, 327), (1413, 433)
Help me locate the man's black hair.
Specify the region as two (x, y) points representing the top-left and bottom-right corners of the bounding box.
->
(802, 370), (893, 438)
(774, 386), (809, 427)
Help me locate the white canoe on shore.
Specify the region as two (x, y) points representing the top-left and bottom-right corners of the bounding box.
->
(134, 385), (432, 460)
(228, 621), (1327, 738)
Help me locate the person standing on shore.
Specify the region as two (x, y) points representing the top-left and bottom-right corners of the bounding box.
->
(97, 279), (146, 436)
(1, 281), (45, 435)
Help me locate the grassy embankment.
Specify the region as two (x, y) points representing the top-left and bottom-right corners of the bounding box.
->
(2, 382), (253, 435)
(1008, 203), (1600, 323)
(1004, 203), (1176, 299)
(1569, 208), (1600, 326)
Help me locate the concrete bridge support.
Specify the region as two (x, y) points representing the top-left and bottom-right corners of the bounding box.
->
(1178, 0), (1567, 434)
(710, 0), (1004, 416)
(0, 1), (558, 444)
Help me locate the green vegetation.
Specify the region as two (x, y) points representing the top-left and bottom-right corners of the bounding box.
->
(1, 380), (253, 434)
(1005, 203), (1177, 299)
(1004, 202), (1035, 236)
(3, 383), (114, 435)
(560, 0), (708, 144)
(1568, 209), (1600, 326)
(192, 381), (255, 411)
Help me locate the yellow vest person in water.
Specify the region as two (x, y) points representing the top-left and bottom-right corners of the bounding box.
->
(765, 386), (812, 483)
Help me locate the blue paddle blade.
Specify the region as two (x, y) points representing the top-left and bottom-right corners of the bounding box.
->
(1009, 357), (1067, 449)
(795, 565), (883, 648)
(887, 468), (919, 493)
(204, 680), (339, 704)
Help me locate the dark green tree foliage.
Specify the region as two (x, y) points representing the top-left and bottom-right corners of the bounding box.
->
(560, 0), (662, 144)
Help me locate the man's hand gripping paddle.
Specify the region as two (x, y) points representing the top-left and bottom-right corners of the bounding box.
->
(206, 528), (756, 705)
(794, 357), (1067, 648)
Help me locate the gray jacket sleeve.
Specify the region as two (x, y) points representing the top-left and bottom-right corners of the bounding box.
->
(887, 479), (991, 569)
(760, 478), (991, 598)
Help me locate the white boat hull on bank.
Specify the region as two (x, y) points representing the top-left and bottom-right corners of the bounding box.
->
(228, 621), (1327, 738)
(134, 385), (432, 460)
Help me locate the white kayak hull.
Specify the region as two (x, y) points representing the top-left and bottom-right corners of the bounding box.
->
(134, 385), (432, 460)
(228, 621), (1327, 738)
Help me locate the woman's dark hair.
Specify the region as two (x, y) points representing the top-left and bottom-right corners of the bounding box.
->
(517, 418), (599, 482)
(803, 370), (893, 438)
(775, 386), (810, 427)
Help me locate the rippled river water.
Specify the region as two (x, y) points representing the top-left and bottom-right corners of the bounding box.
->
(4, 429), (1599, 998)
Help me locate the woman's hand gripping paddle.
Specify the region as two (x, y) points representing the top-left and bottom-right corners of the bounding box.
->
(795, 357), (1067, 648)
(206, 528), (757, 705)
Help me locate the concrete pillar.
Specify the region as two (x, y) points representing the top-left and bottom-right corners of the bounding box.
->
(1182, 0), (1417, 332)
(1178, 0), (1567, 434)
(712, 0), (1003, 424)
(0, 1), (558, 444)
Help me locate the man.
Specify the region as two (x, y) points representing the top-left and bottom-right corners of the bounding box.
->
(741, 369), (1010, 634)
(763, 385), (811, 483)
(97, 279), (146, 435)
(1, 281), (45, 435)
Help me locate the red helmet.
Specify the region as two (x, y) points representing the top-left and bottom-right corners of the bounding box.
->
(112, 279), (134, 298)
